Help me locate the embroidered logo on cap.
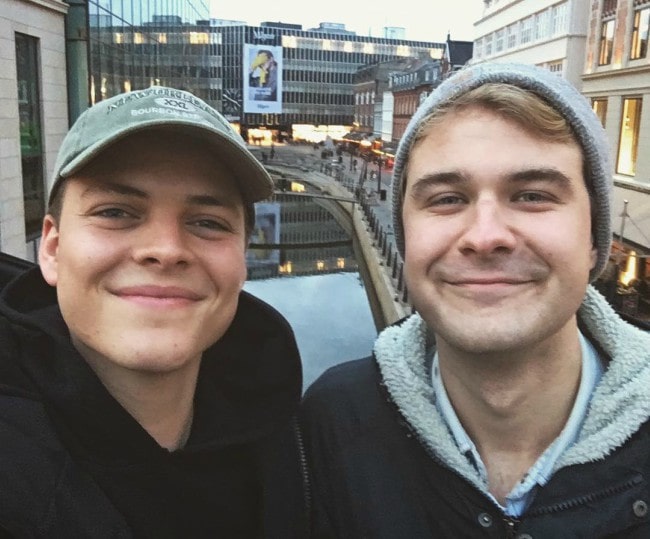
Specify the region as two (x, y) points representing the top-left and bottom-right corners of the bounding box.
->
(154, 97), (196, 112)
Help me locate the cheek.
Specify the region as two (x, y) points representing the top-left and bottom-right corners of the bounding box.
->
(206, 248), (248, 290)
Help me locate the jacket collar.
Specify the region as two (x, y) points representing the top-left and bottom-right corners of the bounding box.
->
(0, 267), (302, 460)
(373, 286), (650, 490)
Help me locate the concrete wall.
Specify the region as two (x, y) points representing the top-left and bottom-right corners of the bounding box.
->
(0, 0), (68, 260)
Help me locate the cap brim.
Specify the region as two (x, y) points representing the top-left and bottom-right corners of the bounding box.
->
(57, 119), (274, 205)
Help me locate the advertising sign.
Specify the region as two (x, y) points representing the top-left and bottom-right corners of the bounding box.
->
(247, 202), (281, 268)
(243, 43), (282, 114)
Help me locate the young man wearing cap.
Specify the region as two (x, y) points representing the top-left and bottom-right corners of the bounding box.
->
(300, 63), (650, 537)
(0, 87), (306, 537)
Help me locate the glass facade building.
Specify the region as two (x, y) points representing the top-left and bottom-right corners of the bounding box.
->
(75, 1), (211, 110)
(82, 8), (443, 137)
(215, 23), (444, 136)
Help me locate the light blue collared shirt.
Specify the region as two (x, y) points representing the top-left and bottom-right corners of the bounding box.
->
(431, 332), (603, 517)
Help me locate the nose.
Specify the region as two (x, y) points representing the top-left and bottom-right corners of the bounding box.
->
(132, 216), (192, 269)
(457, 199), (517, 255)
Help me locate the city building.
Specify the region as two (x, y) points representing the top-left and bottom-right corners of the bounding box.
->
(212, 22), (444, 143)
(389, 57), (443, 142)
(1, 0), (68, 260)
(583, 0), (650, 319)
(78, 1), (212, 121)
(472, 0), (589, 87)
(441, 35), (474, 76)
(352, 57), (416, 137)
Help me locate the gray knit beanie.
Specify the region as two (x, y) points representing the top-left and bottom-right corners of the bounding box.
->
(391, 62), (613, 282)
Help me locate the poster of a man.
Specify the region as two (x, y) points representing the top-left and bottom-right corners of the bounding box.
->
(249, 50), (278, 94)
(243, 44), (283, 114)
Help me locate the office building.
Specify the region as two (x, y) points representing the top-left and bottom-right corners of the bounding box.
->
(472, 0), (589, 87)
(1, 0), (68, 260)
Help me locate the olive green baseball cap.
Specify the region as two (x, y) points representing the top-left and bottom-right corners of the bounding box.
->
(50, 86), (274, 225)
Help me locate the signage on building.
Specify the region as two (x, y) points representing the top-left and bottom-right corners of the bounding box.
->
(243, 43), (283, 114)
(246, 27), (280, 45)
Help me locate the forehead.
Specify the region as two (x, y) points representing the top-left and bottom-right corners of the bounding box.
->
(403, 108), (585, 191)
(410, 107), (581, 162)
(68, 131), (241, 197)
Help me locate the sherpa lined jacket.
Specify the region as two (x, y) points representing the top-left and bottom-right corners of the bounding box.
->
(300, 286), (650, 538)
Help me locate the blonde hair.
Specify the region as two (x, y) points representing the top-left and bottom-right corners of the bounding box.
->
(403, 83), (586, 197)
(412, 83), (577, 147)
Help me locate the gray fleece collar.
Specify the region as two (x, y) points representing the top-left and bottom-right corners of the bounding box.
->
(374, 286), (650, 492)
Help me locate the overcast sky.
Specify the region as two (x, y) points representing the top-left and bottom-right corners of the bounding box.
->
(210, 0), (483, 42)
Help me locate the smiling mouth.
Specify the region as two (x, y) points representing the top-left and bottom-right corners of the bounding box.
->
(113, 286), (203, 307)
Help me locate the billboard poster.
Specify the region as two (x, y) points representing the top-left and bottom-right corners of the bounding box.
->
(243, 43), (282, 114)
(247, 202), (281, 268)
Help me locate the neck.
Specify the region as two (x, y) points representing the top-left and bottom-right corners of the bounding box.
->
(76, 346), (200, 451)
(108, 371), (198, 451)
(437, 320), (583, 502)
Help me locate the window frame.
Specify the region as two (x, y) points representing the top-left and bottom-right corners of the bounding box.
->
(616, 96), (643, 176)
(630, 6), (650, 60)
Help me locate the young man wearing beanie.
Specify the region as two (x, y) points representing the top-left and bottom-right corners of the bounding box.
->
(0, 87), (307, 537)
(300, 63), (650, 537)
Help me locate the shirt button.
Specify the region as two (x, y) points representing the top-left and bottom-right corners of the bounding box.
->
(633, 499), (648, 518)
(477, 512), (493, 527)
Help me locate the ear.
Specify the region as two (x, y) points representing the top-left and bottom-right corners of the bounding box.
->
(39, 214), (60, 286)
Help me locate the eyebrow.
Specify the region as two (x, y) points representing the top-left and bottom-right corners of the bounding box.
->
(81, 182), (148, 200)
(408, 167), (574, 198)
(81, 182), (234, 207)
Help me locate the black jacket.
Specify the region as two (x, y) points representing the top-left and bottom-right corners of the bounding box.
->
(300, 288), (650, 538)
(0, 265), (307, 538)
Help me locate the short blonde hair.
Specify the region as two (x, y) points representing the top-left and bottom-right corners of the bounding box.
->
(412, 83), (577, 146)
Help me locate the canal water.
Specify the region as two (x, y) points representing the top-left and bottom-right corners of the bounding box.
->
(244, 191), (378, 391)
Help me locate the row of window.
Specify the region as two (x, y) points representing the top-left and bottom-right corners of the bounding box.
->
(475, 1), (569, 59)
(356, 91), (376, 105)
(282, 92), (353, 106)
(599, 6), (650, 65)
(283, 69), (354, 85)
(592, 96), (643, 176)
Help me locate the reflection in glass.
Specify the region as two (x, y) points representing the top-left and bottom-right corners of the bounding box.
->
(246, 191), (377, 390)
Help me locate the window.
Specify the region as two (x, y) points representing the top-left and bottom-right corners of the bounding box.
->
(15, 33), (45, 239)
(535, 10), (550, 41)
(507, 24), (517, 49)
(591, 98), (608, 126)
(617, 97), (642, 176)
(599, 19), (616, 65)
(495, 29), (504, 52)
(474, 37), (483, 58)
(520, 16), (534, 45)
(551, 2), (569, 35)
(630, 7), (650, 60)
(484, 33), (493, 55)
